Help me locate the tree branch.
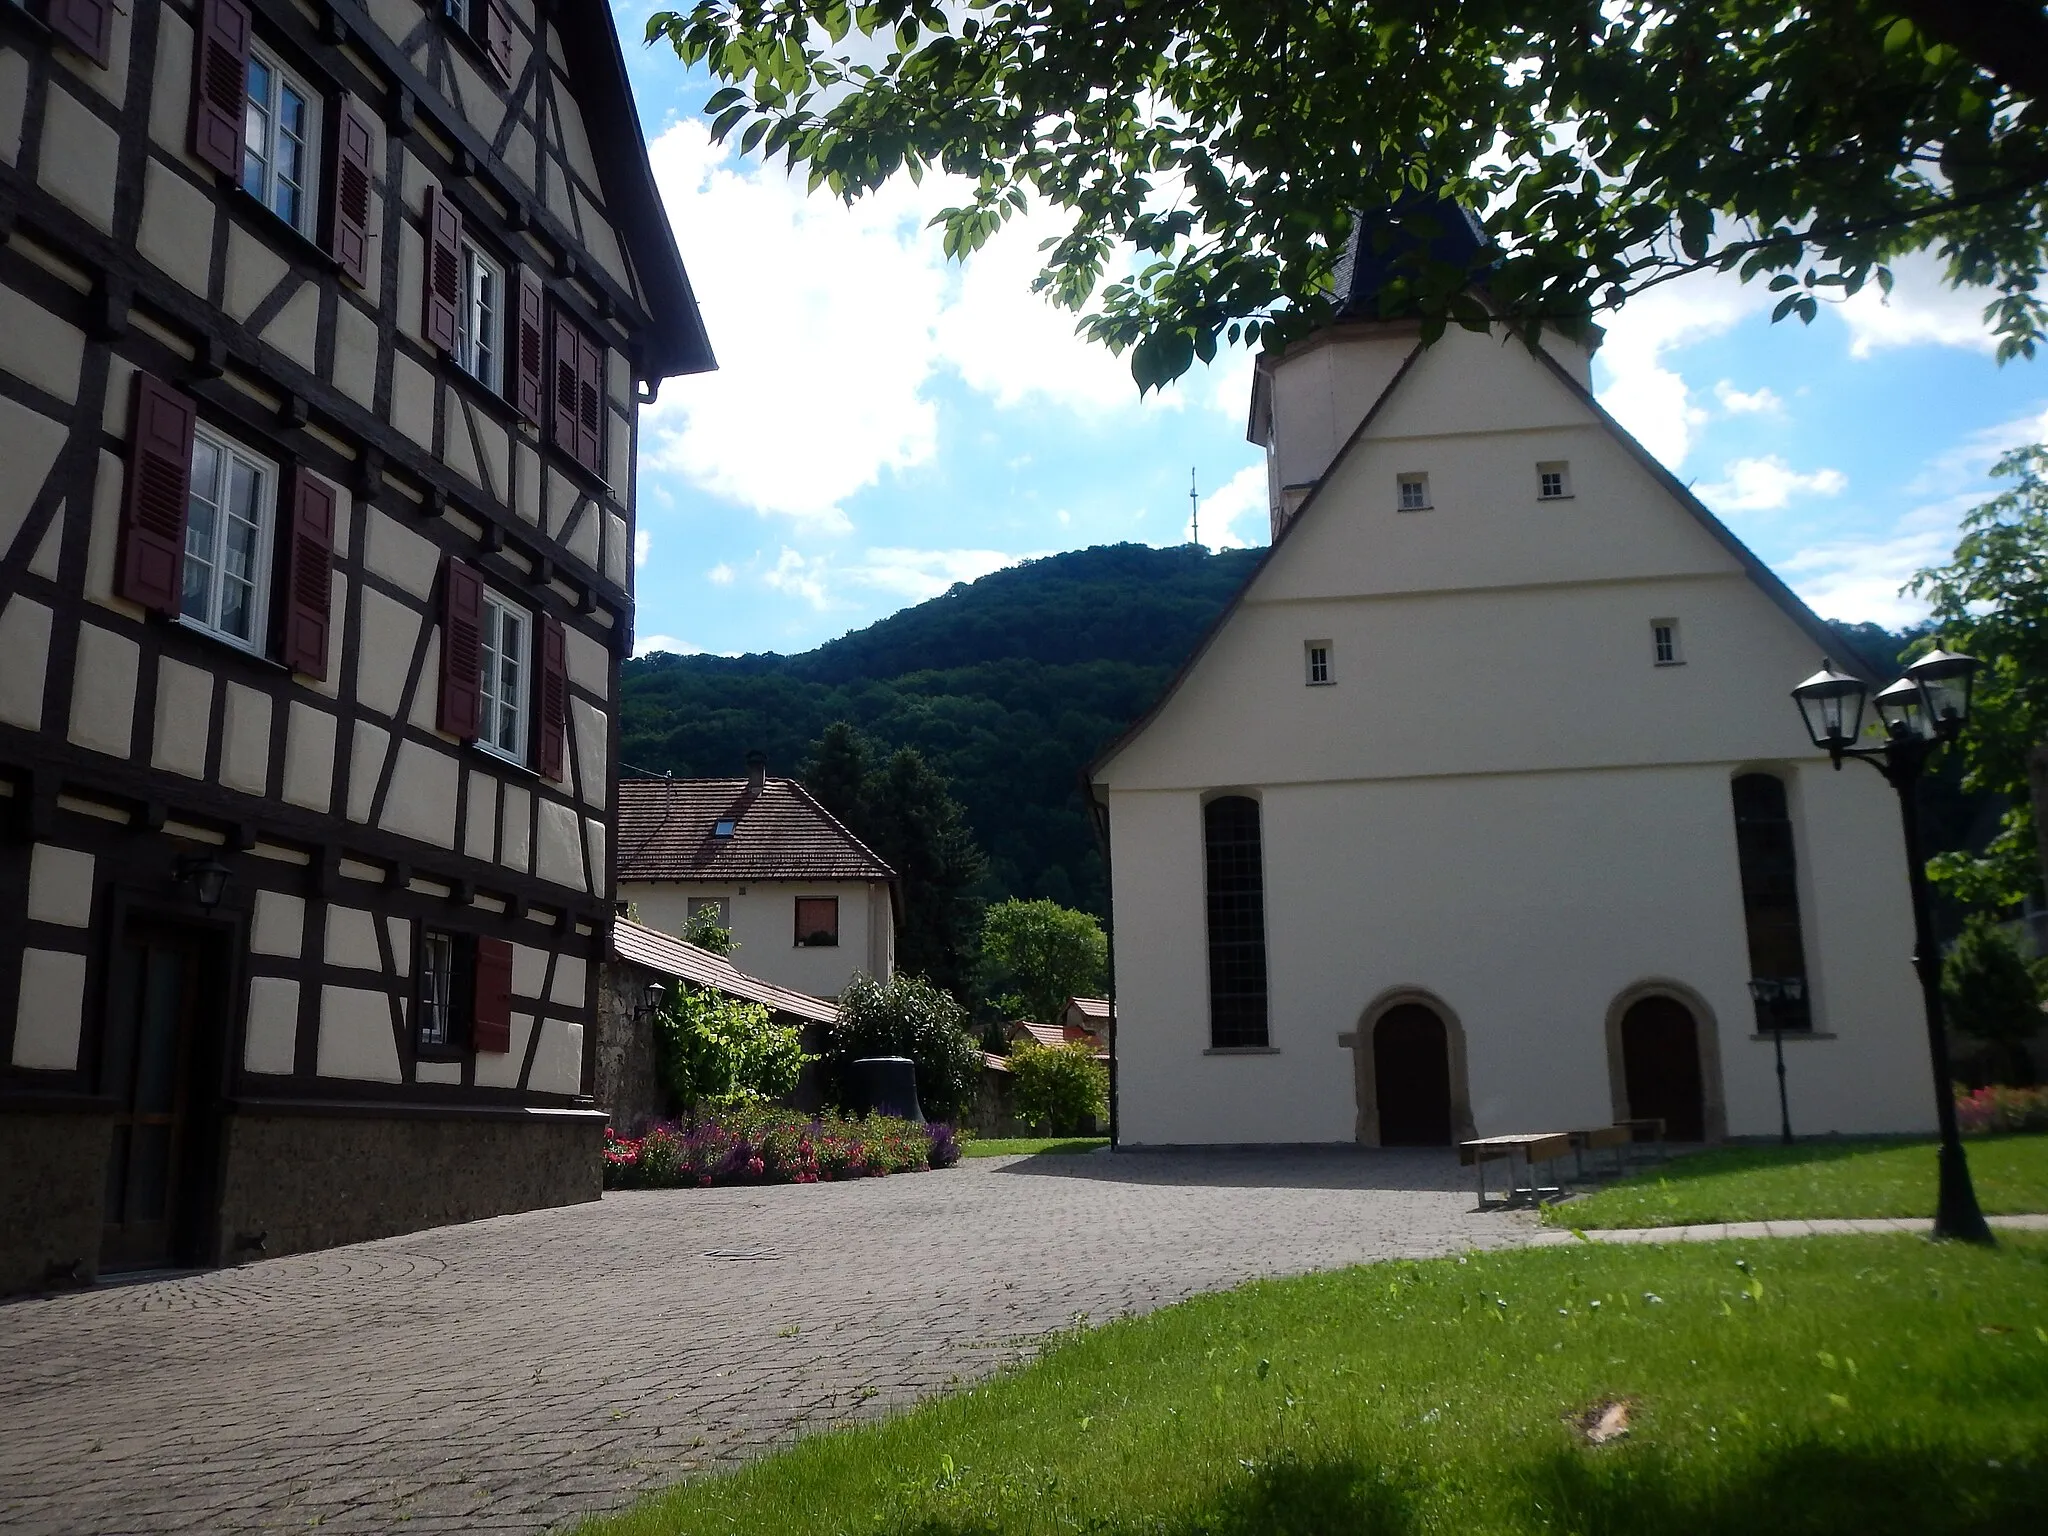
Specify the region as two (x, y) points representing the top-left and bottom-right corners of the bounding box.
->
(1891, 0), (2048, 103)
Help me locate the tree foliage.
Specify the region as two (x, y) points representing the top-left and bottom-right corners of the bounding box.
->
(681, 902), (737, 956)
(1942, 915), (2045, 1084)
(1007, 1040), (1109, 1135)
(981, 897), (1106, 1026)
(1909, 446), (2048, 909)
(654, 985), (812, 1112)
(827, 970), (985, 1121)
(647, 1), (2048, 390)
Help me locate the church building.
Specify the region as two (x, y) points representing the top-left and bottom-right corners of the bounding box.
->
(1089, 216), (1930, 1148)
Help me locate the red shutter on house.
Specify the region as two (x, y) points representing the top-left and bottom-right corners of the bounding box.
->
(281, 468), (335, 678)
(422, 185), (463, 354)
(437, 556), (484, 740)
(472, 936), (514, 1054)
(117, 374), (198, 616)
(483, 0), (516, 82)
(549, 309), (580, 456)
(330, 97), (375, 288)
(575, 330), (605, 478)
(189, 0), (252, 180)
(538, 615), (567, 781)
(514, 268), (546, 424)
(45, 0), (114, 68)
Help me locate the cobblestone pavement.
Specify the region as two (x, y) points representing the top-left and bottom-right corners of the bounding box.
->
(0, 1148), (1534, 1536)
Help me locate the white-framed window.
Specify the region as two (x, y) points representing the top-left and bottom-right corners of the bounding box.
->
(418, 930), (457, 1050)
(1397, 472), (1431, 512)
(242, 46), (320, 237)
(477, 590), (530, 764)
(182, 426), (276, 652)
(457, 241), (504, 393)
(1538, 461), (1572, 500)
(1652, 619), (1683, 666)
(442, 0), (472, 27)
(1305, 641), (1333, 686)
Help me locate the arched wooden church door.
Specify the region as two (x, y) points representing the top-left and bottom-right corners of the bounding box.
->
(1620, 995), (1706, 1141)
(1374, 1003), (1454, 1146)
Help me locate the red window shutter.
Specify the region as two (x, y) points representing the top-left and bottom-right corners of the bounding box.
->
(117, 374), (198, 616)
(575, 330), (605, 478)
(45, 0), (114, 67)
(472, 937), (513, 1054)
(514, 268), (546, 424)
(281, 468), (335, 678)
(538, 615), (567, 781)
(549, 309), (580, 455)
(330, 96), (375, 288)
(189, 0), (252, 180)
(437, 557), (484, 740)
(483, 0), (516, 82)
(422, 185), (463, 354)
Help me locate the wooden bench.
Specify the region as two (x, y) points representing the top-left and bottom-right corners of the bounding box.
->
(1612, 1116), (1667, 1167)
(1568, 1124), (1632, 1180)
(1459, 1132), (1572, 1206)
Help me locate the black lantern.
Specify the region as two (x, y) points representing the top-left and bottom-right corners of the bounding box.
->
(174, 854), (232, 911)
(1905, 647), (1978, 739)
(1790, 658), (1867, 756)
(1872, 674), (1929, 740)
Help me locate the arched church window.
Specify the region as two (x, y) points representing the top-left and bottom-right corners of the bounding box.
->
(1732, 773), (1812, 1031)
(1204, 796), (1269, 1048)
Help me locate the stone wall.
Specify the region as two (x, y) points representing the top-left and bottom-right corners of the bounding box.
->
(0, 1111), (111, 1295)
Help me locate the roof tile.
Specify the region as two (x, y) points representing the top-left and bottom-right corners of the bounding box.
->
(616, 777), (894, 883)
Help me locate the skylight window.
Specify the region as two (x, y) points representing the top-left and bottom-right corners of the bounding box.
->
(713, 820), (737, 838)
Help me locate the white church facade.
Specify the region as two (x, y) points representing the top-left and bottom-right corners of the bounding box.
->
(1090, 272), (1932, 1148)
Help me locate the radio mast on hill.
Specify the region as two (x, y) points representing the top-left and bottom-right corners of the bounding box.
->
(1189, 467), (1200, 547)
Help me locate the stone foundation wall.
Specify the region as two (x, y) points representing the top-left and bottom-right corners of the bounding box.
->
(0, 1111), (112, 1295)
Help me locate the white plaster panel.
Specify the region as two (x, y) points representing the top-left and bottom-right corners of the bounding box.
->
(501, 783), (532, 872)
(549, 954), (587, 1008)
(408, 629), (444, 734)
(243, 977), (300, 1074)
(283, 702), (337, 812)
(102, 355), (134, 437)
(148, 12), (206, 169)
(0, 392), (69, 562)
(563, 624), (608, 700)
(527, 1019), (583, 1096)
(447, 51), (503, 138)
(136, 160), (216, 294)
(333, 299), (379, 409)
(348, 720), (390, 822)
(84, 450), (144, 619)
(607, 416), (630, 499)
(515, 441), (541, 523)
(52, 0), (130, 103)
(622, 879), (883, 1001)
(353, 584), (423, 716)
(27, 844), (94, 927)
(391, 353), (435, 450)
(544, 471), (577, 538)
(604, 512), (627, 587)
(464, 769), (497, 860)
(571, 699), (607, 809)
(363, 0), (423, 57)
(262, 282), (320, 371)
(67, 623), (138, 758)
(317, 985), (403, 1082)
(607, 346), (631, 410)
(26, 503), (63, 579)
(13, 948), (87, 1069)
(0, 282), (84, 403)
(535, 797), (583, 890)
(150, 655), (213, 777)
(414, 1059), (462, 1085)
(364, 508), (440, 599)
(511, 942), (548, 1000)
(386, 916), (412, 977)
(251, 889), (305, 958)
(380, 739), (459, 848)
(472, 1012), (534, 1089)
(324, 905), (382, 970)
(0, 596), (52, 729)
(0, 48), (25, 164)
(224, 228), (290, 323)
(565, 502), (600, 569)
(444, 388), (482, 487)
(39, 87), (118, 231)
(219, 683), (272, 795)
(582, 817), (605, 896)
(502, 121), (536, 193)
(474, 412), (509, 502)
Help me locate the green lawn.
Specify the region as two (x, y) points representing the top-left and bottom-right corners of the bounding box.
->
(575, 1235), (2048, 1535)
(959, 1136), (1110, 1158)
(1547, 1135), (2048, 1229)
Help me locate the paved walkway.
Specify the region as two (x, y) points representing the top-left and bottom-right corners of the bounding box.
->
(1527, 1212), (2048, 1245)
(0, 1149), (1531, 1536)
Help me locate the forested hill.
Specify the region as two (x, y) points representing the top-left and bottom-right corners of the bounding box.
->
(619, 543), (1265, 913)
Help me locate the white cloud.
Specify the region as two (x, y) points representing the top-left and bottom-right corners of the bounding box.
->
(1713, 380), (1783, 416)
(847, 547), (1021, 601)
(1776, 501), (1969, 625)
(762, 547), (833, 610)
(633, 634), (705, 658)
(1696, 456), (1848, 512)
(1198, 463), (1270, 549)
(1594, 270), (1769, 470)
(707, 562), (736, 585)
(633, 529), (651, 567)
(1838, 252), (1996, 359)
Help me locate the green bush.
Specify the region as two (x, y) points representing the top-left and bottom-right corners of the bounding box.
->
(1008, 1040), (1108, 1135)
(654, 984), (811, 1112)
(1944, 914), (2044, 1083)
(681, 904), (737, 956)
(827, 971), (982, 1121)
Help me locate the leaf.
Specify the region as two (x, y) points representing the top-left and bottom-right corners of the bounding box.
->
(1571, 1398), (1632, 1445)
(1256, 1358), (1271, 1381)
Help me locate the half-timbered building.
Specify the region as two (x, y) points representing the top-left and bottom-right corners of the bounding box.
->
(0, 0), (712, 1292)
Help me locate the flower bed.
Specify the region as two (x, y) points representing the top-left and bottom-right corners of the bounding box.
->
(604, 1106), (960, 1189)
(1956, 1082), (2048, 1135)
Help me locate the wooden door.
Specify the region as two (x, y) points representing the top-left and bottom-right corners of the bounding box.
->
(1620, 995), (1706, 1142)
(1374, 1003), (1453, 1146)
(100, 925), (209, 1271)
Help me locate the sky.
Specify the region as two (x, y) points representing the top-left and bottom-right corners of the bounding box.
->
(610, 8), (2048, 661)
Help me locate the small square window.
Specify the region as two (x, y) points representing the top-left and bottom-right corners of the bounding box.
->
(1305, 641), (1333, 686)
(241, 46), (321, 238)
(1538, 461), (1571, 500)
(182, 426), (277, 654)
(457, 241), (505, 393)
(1652, 619), (1683, 666)
(1397, 473), (1431, 512)
(794, 897), (840, 948)
(477, 591), (530, 764)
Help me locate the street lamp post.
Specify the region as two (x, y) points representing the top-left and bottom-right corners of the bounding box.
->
(1746, 975), (1804, 1145)
(1790, 649), (1994, 1245)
